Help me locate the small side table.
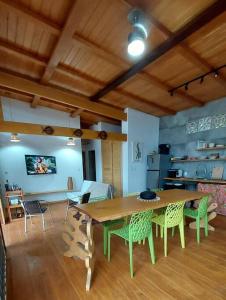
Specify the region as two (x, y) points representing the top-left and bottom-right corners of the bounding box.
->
(5, 191), (24, 222)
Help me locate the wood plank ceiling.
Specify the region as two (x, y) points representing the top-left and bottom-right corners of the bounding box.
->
(0, 0), (225, 127)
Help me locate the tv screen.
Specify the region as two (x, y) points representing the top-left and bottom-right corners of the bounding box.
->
(25, 155), (57, 175)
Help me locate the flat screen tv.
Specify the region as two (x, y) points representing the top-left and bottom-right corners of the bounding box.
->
(25, 155), (57, 175)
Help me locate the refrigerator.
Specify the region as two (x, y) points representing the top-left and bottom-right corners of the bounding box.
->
(146, 154), (171, 190)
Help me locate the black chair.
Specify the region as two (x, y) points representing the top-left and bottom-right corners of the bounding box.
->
(65, 192), (91, 221)
(21, 200), (48, 233)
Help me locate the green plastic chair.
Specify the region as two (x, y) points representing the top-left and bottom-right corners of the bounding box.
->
(151, 188), (163, 237)
(89, 195), (125, 256)
(108, 209), (155, 278)
(103, 192), (141, 255)
(152, 201), (185, 257)
(184, 195), (209, 244)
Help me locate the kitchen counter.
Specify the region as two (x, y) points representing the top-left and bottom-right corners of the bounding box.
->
(164, 177), (226, 185)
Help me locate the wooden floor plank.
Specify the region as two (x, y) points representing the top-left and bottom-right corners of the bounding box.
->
(3, 202), (226, 300)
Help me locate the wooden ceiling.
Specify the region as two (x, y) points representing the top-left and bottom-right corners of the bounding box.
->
(0, 0), (225, 127)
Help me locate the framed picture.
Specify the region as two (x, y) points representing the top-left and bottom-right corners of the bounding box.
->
(132, 141), (143, 162)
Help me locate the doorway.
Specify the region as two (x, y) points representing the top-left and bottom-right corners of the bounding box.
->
(87, 150), (96, 181)
(82, 150), (96, 181)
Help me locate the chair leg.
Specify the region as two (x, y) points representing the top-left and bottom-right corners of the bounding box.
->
(25, 215), (27, 233)
(164, 227), (168, 257)
(148, 226), (155, 264)
(48, 205), (54, 225)
(41, 214), (45, 231)
(29, 215), (33, 225)
(156, 224), (158, 237)
(172, 227), (175, 237)
(160, 226), (163, 238)
(179, 221), (185, 249)
(143, 239), (145, 245)
(64, 201), (69, 222)
(204, 214), (208, 237)
(108, 232), (111, 262)
(129, 240), (133, 278)
(103, 226), (108, 256)
(196, 218), (200, 244)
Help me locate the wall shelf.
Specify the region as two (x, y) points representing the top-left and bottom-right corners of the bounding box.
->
(171, 158), (226, 163)
(164, 177), (226, 185)
(197, 146), (226, 151)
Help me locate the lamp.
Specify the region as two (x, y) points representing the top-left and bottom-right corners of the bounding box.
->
(127, 9), (150, 57)
(67, 137), (75, 146)
(10, 133), (21, 142)
(128, 31), (145, 57)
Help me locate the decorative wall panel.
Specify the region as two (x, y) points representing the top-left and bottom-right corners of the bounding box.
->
(186, 113), (226, 134)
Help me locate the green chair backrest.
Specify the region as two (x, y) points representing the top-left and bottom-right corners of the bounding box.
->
(129, 210), (153, 242)
(165, 201), (185, 228)
(198, 196), (209, 218)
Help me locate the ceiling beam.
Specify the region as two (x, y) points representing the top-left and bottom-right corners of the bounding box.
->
(72, 35), (203, 106)
(0, 33), (202, 110)
(0, 38), (47, 66)
(1, 0), (225, 96)
(31, 95), (40, 108)
(57, 65), (176, 114)
(41, 2), (78, 83)
(70, 108), (84, 118)
(0, 0), (61, 36)
(0, 3), (204, 108)
(71, 36), (202, 106)
(0, 33), (178, 114)
(123, 0), (226, 83)
(90, 0), (226, 100)
(0, 70), (127, 121)
(0, 88), (121, 125)
(0, 121), (127, 141)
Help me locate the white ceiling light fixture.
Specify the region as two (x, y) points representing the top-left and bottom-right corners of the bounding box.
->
(10, 133), (21, 143)
(67, 137), (76, 146)
(127, 9), (150, 57)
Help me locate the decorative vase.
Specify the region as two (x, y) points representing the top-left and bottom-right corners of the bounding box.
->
(67, 177), (73, 190)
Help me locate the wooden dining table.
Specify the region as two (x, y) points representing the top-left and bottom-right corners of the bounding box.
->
(62, 189), (207, 291)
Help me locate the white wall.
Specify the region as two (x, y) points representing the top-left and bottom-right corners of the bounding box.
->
(0, 98), (83, 202)
(122, 108), (159, 195)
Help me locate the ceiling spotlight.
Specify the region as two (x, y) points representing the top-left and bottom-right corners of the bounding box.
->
(214, 70), (219, 78)
(200, 76), (204, 84)
(127, 9), (150, 57)
(67, 137), (75, 146)
(10, 133), (21, 143)
(128, 32), (145, 56)
(185, 83), (189, 91)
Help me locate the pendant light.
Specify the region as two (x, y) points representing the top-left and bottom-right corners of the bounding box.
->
(127, 9), (150, 57)
(10, 133), (21, 142)
(66, 137), (76, 146)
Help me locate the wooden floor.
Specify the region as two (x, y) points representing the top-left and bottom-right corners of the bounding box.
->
(3, 202), (226, 300)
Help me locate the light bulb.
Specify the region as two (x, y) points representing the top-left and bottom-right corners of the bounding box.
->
(67, 138), (75, 146)
(10, 133), (21, 142)
(128, 39), (145, 57)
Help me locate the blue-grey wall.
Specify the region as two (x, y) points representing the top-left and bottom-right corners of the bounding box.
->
(160, 97), (226, 179)
(0, 98), (83, 202)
